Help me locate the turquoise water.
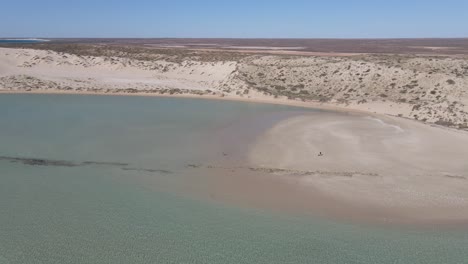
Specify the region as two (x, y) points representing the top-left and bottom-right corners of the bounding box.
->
(0, 39), (46, 44)
(1, 94), (467, 264)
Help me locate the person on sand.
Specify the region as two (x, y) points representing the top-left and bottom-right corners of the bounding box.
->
(318, 152), (323, 157)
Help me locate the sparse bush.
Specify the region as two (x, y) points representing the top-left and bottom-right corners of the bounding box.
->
(435, 119), (455, 127)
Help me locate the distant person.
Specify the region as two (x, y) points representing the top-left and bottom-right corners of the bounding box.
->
(318, 152), (323, 157)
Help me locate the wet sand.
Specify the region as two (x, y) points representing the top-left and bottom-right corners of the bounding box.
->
(244, 111), (468, 225)
(123, 104), (468, 227)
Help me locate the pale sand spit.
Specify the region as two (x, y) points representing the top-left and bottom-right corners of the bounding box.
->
(248, 112), (468, 224)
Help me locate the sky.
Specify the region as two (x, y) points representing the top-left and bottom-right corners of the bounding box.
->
(2, 0), (468, 38)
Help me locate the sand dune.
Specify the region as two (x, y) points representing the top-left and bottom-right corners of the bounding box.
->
(1, 46), (467, 130)
(0, 48), (236, 93)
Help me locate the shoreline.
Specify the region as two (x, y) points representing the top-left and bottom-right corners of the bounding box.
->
(0, 89), (360, 112)
(3, 90), (468, 228)
(0, 38), (49, 43)
(1, 45), (468, 227)
(1, 46), (467, 131)
(0, 89), (418, 120)
(2, 89), (465, 134)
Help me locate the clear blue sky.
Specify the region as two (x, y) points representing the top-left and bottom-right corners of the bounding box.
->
(2, 0), (468, 38)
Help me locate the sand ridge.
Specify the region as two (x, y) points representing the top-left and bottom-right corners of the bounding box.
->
(1, 46), (467, 130)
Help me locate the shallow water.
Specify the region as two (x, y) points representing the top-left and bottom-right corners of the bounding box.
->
(1, 94), (467, 264)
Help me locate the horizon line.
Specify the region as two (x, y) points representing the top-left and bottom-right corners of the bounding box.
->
(2, 37), (468, 40)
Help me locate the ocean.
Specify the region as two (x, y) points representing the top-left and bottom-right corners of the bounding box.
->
(0, 94), (467, 264)
(0, 39), (46, 44)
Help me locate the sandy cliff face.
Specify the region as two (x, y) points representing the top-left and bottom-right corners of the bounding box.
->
(1, 47), (467, 129)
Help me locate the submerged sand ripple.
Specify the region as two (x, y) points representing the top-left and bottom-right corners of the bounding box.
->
(0, 156), (173, 174)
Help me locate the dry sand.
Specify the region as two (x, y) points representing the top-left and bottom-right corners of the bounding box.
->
(0, 47), (236, 92)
